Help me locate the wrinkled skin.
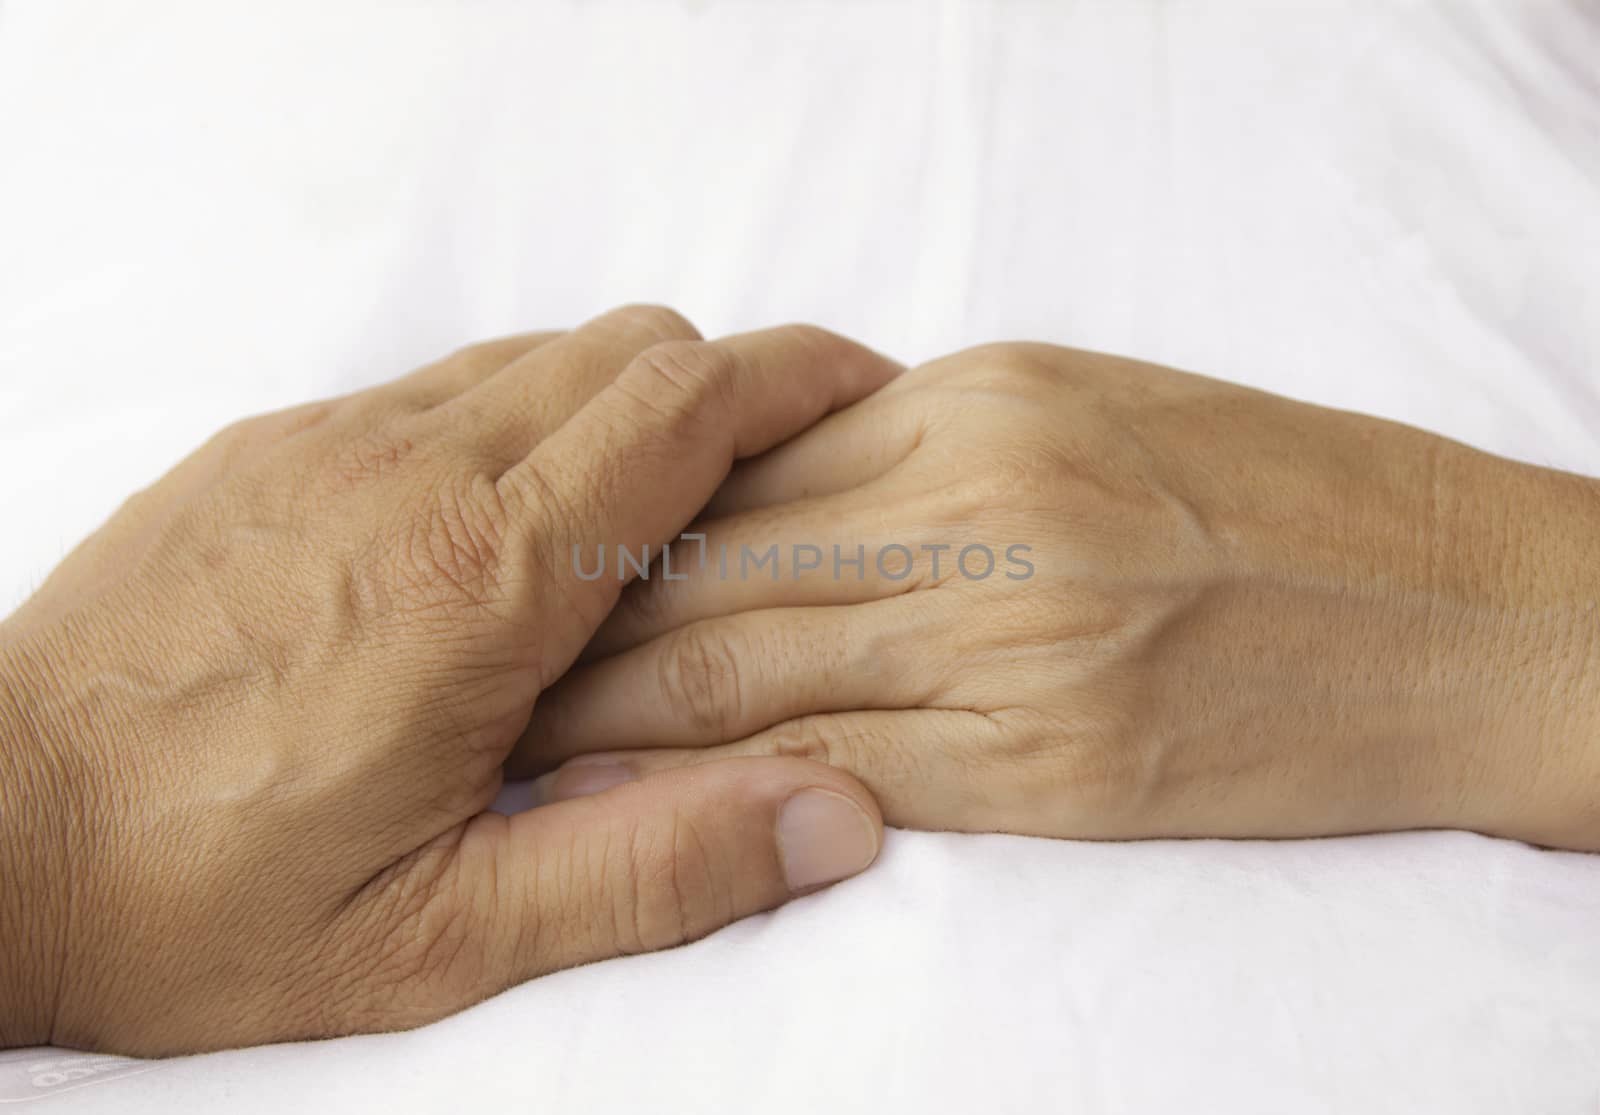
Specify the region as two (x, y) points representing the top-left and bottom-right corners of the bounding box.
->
(521, 343), (1600, 850)
(0, 307), (892, 1056)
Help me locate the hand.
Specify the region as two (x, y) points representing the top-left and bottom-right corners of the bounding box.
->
(0, 307), (893, 1056)
(514, 342), (1600, 849)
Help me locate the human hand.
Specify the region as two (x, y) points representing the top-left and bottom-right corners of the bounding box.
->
(516, 343), (1600, 850)
(0, 307), (892, 1055)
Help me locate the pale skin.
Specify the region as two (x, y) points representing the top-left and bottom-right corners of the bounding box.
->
(517, 343), (1600, 850)
(4, 316), (1599, 1059)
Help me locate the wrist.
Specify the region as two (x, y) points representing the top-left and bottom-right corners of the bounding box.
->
(1515, 472), (1600, 849)
(0, 632), (74, 1049)
(1444, 459), (1600, 849)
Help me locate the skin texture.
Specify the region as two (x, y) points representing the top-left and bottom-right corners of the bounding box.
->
(517, 343), (1600, 850)
(0, 307), (896, 1056)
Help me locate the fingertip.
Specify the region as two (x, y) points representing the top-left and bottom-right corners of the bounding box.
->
(777, 784), (881, 893)
(700, 757), (885, 894)
(538, 753), (883, 892)
(793, 325), (904, 400)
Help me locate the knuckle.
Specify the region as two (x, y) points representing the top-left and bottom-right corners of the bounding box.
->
(657, 623), (744, 738)
(773, 321), (846, 357)
(377, 471), (508, 607)
(973, 344), (1064, 396)
(629, 341), (739, 422)
(920, 343), (1064, 400)
(271, 399), (339, 439)
(443, 337), (522, 378)
(191, 415), (265, 470)
(411, 473), (508, 598)
(498, 457), (587, 540)
(322, 424), (422, 492)
(614, 812), (722, 954)
(196, 403), (338, 484)
(605, 303), (701, 345)
(765, 716), (838, 767)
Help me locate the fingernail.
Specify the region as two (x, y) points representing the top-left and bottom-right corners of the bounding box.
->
(777, 789), (879, 893)
(546, 762), (635, 802)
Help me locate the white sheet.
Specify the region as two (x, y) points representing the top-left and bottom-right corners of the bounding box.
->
(1, 1), (1597, 1110)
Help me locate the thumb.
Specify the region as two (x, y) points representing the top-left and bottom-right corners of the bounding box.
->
(463, 757), (881, 987)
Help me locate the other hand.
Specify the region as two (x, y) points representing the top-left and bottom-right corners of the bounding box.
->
(517, 342), (1600, 850)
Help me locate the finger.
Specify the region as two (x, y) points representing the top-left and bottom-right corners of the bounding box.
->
(440, 304), (701, 462)
(531, 708), (1007, 831)
(507, 598), (934, 777)
(501, 325), (902, 671)
(704, 383), (921, 519)
(584, 480), (950, 661)
(431, 757), (881, 1002)
(383, 331), (562, 409)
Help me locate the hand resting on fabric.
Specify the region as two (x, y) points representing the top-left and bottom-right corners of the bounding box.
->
(6, 320), (1598, 1058)
(0, 307), (893, 1056)
(519, 342), (1600, 851)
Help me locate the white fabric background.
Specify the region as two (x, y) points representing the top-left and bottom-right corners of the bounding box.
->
(1, 1), (1597, 1111)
